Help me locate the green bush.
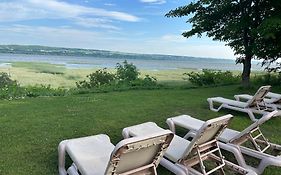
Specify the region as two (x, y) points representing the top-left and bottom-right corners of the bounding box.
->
(76, 68), (115, 89)
(76, 61), (159, 90)
(130, 75), (158, 87)
(0, 72), (24, 99)
(0, 84), (25, 100)
(184, 69), (240, 86)
(252, 73), (281, 86)
(0, 72), (18, 88)
(116, 60), (140, 83)
(25, 85), (67, 97)
(0, 72), (68, 99)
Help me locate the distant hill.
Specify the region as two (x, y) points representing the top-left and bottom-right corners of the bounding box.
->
(0, 45), (223, 61)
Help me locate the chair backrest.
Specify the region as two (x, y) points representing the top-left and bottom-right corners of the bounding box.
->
(105, 130), (174, 175)
(246, 85), (271, 108)
(181, 114), (233, 160)
(230, 110), (278, 143)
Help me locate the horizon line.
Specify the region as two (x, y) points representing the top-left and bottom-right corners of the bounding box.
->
(0, 43), (236, 61)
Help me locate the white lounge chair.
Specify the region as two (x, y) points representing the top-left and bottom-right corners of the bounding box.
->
(235, 91), (281, 109)
(122, 117), (257, 175)
(166, 111), (281, 174)
(207, 85), (276, 121)
(58, 130), (173, 175)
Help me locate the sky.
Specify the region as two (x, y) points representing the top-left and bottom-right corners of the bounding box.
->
(0, 0), (235, 59)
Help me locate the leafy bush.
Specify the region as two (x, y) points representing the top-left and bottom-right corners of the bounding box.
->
(0, 72), (24, 99)
(130, 75), (158, 87)
(252, 73), (281, 86)
(0, 72), (18, 88)
(0, 84), (25, 100)
(76, 61), (159, 90)
(184, 69), (240, 86)
(76, 68), (115, 88)
(25, 85), (67, 97)
(116, 60), (140, 83)
(0, 72), (67, 99)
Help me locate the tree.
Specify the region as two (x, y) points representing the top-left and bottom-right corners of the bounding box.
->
(166, 0), (281, 87)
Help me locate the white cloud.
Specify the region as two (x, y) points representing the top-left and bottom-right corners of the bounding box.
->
(161, 34), (187, 42)
(104, 3), (116, 6)
(0, 0), (140, 30)
(74, 18), (120, 30)
(140, 0), (166, 4)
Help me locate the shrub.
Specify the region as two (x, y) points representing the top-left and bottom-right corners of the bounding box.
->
(184, 69), (240, 86)
(0, 72), (68, 99)
(0, 72), (17, 88)
(76, 68), (115, 88)
(130, 75), (158, 87)
(252, 73), (281, 86)
(25, 85), (67, 97)
(0, 72), (24, 99)
(116, 60), (140, 83)
(76, 61), (159, 91)
(0, 84), (25, 100)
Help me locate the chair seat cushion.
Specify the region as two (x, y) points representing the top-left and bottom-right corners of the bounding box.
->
(166, 134), (190, 162)
(66, 134), (115, 175)
(219, 128), (240, 143)
(124, 122), (190, 162)
(211, 97), (248, 108)
(169, 115), (204, 131)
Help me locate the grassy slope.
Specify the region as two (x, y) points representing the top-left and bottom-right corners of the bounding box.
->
(0, 85), (280, 175)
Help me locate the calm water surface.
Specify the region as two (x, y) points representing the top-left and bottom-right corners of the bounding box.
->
(0, 53), (263, 71)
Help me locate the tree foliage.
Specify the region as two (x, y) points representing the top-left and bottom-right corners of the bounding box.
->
(166, 0), (281, 86)
(116, 60), (140, 82)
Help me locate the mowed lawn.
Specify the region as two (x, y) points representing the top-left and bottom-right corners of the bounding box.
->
(0, 85), (281, 175)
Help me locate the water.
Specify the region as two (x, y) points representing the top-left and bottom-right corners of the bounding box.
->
(0, 53), (263, 71)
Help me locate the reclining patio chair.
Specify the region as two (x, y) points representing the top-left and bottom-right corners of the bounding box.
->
(234, 91), (281, 110)
(122, 116), (256, 175)
(207, 85), (276, 121)
(166, 111), (281, 174)
(58, 130), (173, 175)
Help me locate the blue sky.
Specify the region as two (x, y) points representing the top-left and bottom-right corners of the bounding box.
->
(0, 0), (235, 59)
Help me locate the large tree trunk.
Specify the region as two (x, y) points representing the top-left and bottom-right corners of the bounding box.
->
(242, 55), (252, 87)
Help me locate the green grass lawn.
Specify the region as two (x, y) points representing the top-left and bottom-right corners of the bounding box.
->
(0, 85), (281, 175)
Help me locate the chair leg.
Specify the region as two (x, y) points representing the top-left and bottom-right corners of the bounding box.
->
(247, 110), (258, 122)
(122, 128), (130, 139)
(218, 143), (248, 168)
(58, 140), (68, 175)
(67, 164), (80, 175)
(166, 118), (176, 133)
(207, 99), (222, 112)
(234, 95), (240, 101)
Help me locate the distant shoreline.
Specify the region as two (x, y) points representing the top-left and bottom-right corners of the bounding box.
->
(0, 53), (263, 71)
(0, 44), (230, 61)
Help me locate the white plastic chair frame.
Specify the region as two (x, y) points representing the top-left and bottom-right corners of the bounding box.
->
(122, 118), (256, 175)
(58, 130), (174, 175)
(166, 111), (281, 174)
(235, 92), (281, 110)
(207, 85), (275, 121)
